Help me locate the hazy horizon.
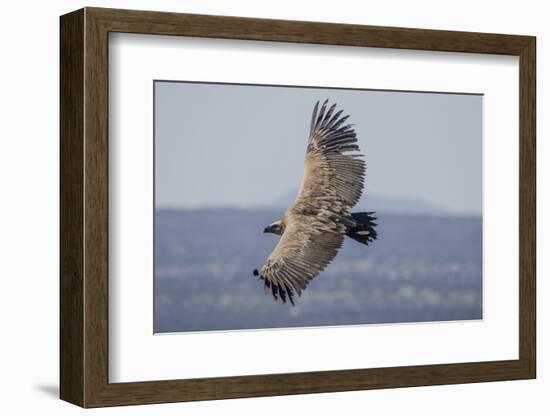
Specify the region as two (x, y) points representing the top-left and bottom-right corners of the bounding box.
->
(155, 189), (482, 218)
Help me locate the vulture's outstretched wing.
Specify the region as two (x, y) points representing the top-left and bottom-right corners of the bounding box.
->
(256, 100), (365, 303)
(256, 216), (344, 305)
(299, 99), (366, 207)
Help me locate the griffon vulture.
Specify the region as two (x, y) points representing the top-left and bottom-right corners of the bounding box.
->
(253, 100), (377, 305)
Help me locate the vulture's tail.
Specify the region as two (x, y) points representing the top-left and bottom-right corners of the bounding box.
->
(346, 212), (378, 245)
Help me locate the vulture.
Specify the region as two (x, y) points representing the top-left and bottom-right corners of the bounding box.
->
(253, 99), (377, 305)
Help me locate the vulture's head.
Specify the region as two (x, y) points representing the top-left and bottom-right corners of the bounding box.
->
(264, 220), (284, 235)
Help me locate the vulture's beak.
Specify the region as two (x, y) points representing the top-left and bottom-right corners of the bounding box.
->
(264, 221), (282, 235)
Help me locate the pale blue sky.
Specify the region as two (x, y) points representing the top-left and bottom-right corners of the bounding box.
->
(155, 81), (482, 215)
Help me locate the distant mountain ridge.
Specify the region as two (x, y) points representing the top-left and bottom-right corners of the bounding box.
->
(263, 189), (450, 216)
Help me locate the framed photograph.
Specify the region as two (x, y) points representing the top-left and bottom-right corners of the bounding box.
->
(60, 7), (536, 408)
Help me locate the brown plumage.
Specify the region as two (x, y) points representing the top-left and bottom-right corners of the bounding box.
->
(254, 100), (377, 305)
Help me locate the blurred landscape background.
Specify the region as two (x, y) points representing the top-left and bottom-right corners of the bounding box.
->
(154, 193), (482, 333)
(154, 81), (483, 333)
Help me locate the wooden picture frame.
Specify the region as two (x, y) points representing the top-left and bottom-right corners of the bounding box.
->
(60, 7), (536, 408)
